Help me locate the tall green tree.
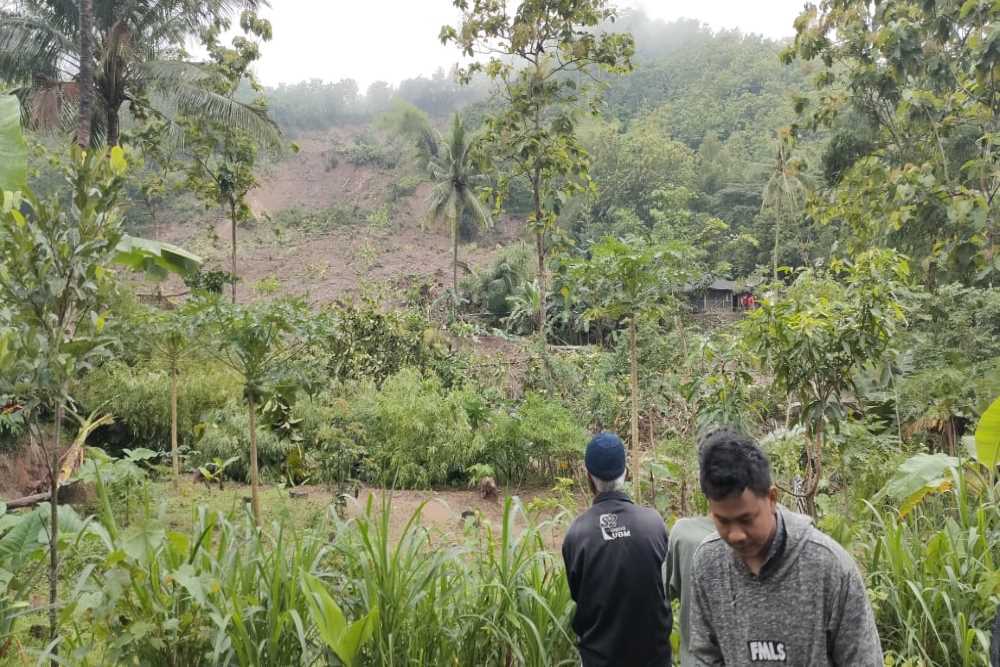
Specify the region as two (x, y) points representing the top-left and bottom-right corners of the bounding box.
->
(741, 249), (909, 515)
(785, 0), (1000, 284)
(569, 236), (695, 500)
(0, 146), (128, 657)
(761, 129), (807, 281)
(182, 11), (274, 303)
(0, 0), (276, 146)
(441, 0), (634, 343)
(427, 114), (493, 300)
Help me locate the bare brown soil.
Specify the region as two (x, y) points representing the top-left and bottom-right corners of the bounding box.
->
(153, 129), (524, 305)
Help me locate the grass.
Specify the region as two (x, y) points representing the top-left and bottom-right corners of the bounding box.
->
(154, 478), (335, 535)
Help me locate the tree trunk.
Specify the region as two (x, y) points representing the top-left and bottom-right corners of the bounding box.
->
(802, 428), (824, 518)
(230, 202), (238, 304)
(629, 319), (641, 502)
(106, 106), (121, 148)
(772, 212), (781, 283)
(531, 74), (547, 348)
(76, 0), (94, 148)
(535, 193), (548, 351)
(170, 365), (179, 488)
(48, 403), (63, 664)
(452, 201), (464, 312)
(248, 397), (261, 525)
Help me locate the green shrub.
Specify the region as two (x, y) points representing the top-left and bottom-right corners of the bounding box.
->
(292, 391), (367, 489)
(351, 369), (481, 487)
(482, 393), (587, 485)
(0, 398), (25, 452)
(339, 132), (400, 169)
(388, 173), (423, 202)
(192, 402), (295, 483)
(268, 203), (361, 234)
(320, 302), (456, 386)
(75, 360), (240, 453)
(462, 242), (535, 328)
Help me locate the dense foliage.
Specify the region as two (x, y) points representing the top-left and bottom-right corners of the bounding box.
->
(1, 0), (1000, 664)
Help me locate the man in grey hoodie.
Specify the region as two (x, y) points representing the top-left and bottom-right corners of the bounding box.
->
(689, 429), (882, 666)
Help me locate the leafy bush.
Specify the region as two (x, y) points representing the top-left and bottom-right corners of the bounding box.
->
(300, 381), (587, 489)
(387, 173), (423, 202)
(191, 402), (295, 483)
(182, 268), (238, 296)
(267, 203), (361, 234)
(350, 369), (481, 487)
(0, 398), (25, 451)
(339, 132), (400, 169)
(292, 391), (367, 489)
(320, 302), (456, 386)
(461, 242), (535, 329)
(482, 393), (586, 485)
(75, 360), (240, 453)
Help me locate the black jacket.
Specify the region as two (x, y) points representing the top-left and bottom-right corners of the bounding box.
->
(561, 490), (672, 667)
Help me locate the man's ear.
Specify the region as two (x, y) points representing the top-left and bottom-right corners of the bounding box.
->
(768, 485), (780, 506)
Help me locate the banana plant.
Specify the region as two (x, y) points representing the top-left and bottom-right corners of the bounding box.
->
(0, 95), (25, 194)
(880, 394), (1000, 515)
(975, 395), (1000, 470)
(197, 456), (241, 491)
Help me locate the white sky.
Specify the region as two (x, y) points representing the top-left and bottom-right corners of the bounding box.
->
(249, 0), (809, 89)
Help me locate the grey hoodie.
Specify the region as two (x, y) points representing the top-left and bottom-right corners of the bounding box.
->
(689, 508), (882, 666)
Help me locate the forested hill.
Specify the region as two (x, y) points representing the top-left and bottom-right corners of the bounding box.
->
(255, 12), (815, 280)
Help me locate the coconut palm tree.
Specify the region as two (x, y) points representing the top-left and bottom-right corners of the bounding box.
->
(426, 113), (492, 301)
(761, 129), (808, 281)
(76, 0), (94, 148)
(0, 0), (277, 146)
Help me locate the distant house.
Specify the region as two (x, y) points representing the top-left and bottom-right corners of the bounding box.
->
(685, 278), (755, 314)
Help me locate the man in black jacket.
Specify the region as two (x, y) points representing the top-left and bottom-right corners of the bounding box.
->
(561, 432), (673, 667)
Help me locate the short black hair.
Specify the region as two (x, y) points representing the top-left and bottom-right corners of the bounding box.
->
(698, 428), (772, 500)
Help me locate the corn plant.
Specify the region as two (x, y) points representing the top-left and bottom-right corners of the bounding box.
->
(330, 495), (463, 665)
(329, 495), (577, 666)
(865, 468), (999, 666)
(457, 497), (577, 666)
(61, 456), (327, 666)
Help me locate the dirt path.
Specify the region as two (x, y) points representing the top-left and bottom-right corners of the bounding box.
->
(152, 479), (580, 549)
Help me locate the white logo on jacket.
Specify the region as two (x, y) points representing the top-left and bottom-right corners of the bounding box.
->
(748, 641), (787, 662)
(599, 513), (631, 541)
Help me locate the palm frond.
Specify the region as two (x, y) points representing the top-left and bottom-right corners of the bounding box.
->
(426, 181), (455, 230)
(140, 59), (282, 152)
(0, 14), (78, 83)
(447, 113), (466, 163)
(19, 1), (80, 40)
(460, 186), (493, 230)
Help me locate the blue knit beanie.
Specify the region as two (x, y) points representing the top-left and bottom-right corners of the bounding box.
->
(585, 432), (626, 481)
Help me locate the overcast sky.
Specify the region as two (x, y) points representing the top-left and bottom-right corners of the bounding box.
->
(248, 0), (808, 89)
